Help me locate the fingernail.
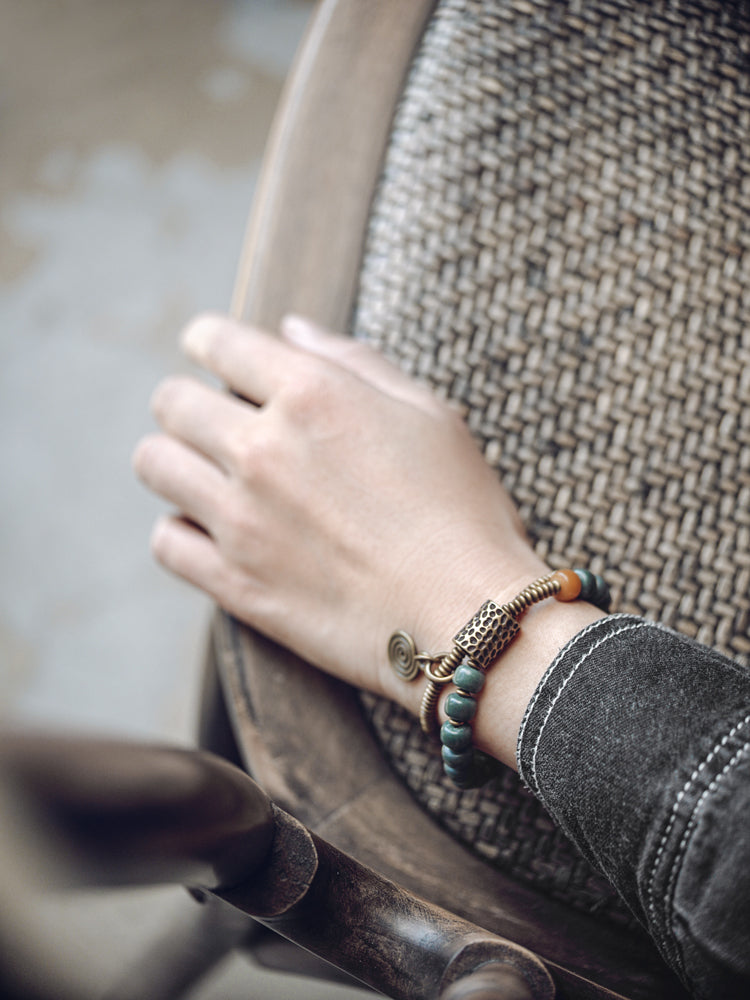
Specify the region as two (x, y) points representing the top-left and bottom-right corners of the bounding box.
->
(181, 313), (220, 356)
(280, 314), (319, 344)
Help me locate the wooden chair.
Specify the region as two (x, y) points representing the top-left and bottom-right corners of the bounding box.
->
(201, 0), (750, 997)
(6, 3), (747, 997)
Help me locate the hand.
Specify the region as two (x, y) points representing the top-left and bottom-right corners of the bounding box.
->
(133, 314), (549, 718)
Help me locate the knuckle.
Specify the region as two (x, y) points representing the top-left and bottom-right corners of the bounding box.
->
(279, 363), (338, 421)
(218, 499), (259, 553)
(230, 426), (277, 483)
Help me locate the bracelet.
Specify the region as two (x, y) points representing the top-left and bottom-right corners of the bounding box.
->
(387, 568), (611, 789)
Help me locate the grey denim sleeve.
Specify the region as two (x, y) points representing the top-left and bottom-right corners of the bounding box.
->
(516, 614), (750, 1000)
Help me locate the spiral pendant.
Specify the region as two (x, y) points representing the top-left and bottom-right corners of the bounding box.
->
(387, 630), (420, 682)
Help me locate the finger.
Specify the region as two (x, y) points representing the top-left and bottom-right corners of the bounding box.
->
(133, 433), (227, 530)
(151, 515), (264, 624)
(280, 314), (439, 414)
(181, 313), (296, 405)
(150, 375), (254, 473)
(151, 515), (229, 599)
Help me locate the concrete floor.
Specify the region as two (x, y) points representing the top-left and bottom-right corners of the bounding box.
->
(0, 2), (370, 996)
(0, 0), (304, 740)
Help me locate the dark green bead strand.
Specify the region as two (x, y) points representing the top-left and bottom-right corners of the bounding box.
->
(573, 568), (611, 612)
(440, 672), (503, 789)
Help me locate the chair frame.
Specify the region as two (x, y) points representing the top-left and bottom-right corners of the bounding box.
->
(204, 2), (689, 998)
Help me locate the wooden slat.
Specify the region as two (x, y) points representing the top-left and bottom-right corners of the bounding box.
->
(230, 0), (436, 332)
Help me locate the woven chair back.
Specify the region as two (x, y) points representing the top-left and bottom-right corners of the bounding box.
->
(354, 0), (750, 925)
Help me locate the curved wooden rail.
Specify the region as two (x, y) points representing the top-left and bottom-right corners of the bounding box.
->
(0, 732), (552, 1000)
(230, 0), (437, 332)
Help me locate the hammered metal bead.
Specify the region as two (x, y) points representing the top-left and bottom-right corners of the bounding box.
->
(453, 600), (520, 670)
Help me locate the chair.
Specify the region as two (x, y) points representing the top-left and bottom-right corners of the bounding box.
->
(6, 2), (748, 997)
(201, 0), (750, 996)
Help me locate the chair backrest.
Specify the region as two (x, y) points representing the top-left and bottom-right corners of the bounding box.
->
(353, 0), (750, 930)
(209, 1), (749, 997)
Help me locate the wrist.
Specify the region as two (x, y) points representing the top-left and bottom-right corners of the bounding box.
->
(379, 544), (549, 716)
(379, 551), (608, 775)
(412, 544), (551, 654)
(447, 596), (606, 770)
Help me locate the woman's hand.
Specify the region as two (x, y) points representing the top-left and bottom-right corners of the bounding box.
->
(133, 314), (549, 721)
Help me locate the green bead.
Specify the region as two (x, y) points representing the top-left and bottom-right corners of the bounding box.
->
(593, 574), (611, 611)
(453, 663), (485, 694)
(441, 745), (473, 770)
(440, 721), (473, 751)
(443, 763), (472, 786)
(443, 747), (502, 789)
(445, 692), (477, 723)
(446, 763), (485, 790)
(574, 568), (596, 602)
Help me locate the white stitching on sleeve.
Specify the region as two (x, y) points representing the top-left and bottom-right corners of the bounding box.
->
(517, 614), (623, 758)
(646, 717), (750, 969)
(526, 619), (661, 799)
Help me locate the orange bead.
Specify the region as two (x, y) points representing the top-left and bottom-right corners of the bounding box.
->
(552, 568), (582, 602)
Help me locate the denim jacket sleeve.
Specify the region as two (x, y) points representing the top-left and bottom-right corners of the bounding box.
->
(516, 614), (750, 1000)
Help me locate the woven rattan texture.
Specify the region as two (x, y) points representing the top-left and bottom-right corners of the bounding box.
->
(353, 0), (750, 925)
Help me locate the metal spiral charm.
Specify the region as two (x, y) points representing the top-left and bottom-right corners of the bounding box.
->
(388, 630), (420, 682)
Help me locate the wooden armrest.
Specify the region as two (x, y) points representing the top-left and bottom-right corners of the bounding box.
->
(0, 732), (553, 1000)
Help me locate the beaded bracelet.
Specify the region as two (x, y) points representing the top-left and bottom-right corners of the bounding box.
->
(387, 568), (611, 789)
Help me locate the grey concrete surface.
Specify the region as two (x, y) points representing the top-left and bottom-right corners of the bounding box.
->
(0, 2), (371, 996)
(0, 0), (308, 740)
